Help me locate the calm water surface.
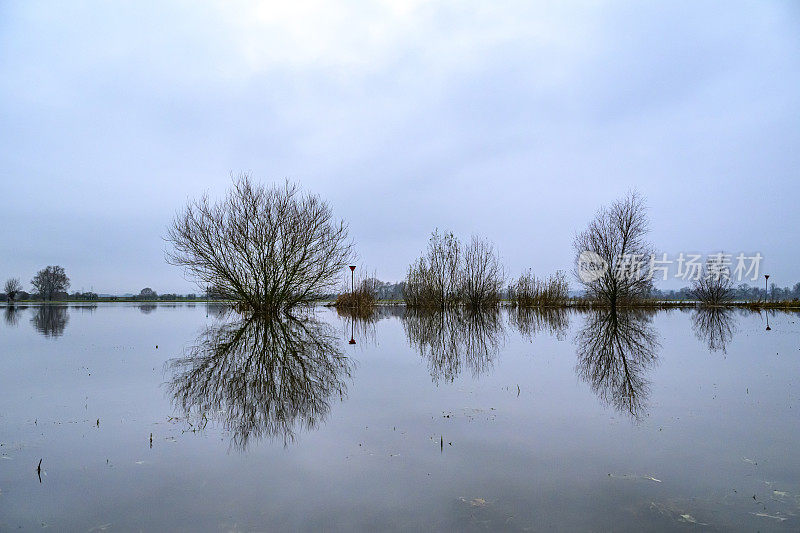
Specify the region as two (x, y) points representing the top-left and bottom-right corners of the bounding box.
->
(1, 303), (799, 531)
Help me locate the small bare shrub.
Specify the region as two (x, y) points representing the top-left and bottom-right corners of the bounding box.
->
(4, 278), (22, 303)
(404, 230), (503, 309)
(690, 254), (734, 305)
(461, 236), (504, 308)
(508, 270), (568, 307)
(335, 273), (377, 311)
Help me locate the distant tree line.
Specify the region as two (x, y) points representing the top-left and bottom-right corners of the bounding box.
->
(2, 266), (71, 303)
(651, 283), (800, 302)
(328, 279), (800, 304)
(4, 182), (798, 312)
(135, 287), (190, 301)
(0, 266), (203, 303)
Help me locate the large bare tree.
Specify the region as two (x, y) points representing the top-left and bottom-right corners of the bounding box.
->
(166, 175), (353, 314)
(31, 266), (70, 301)
(573, 192), (654, 307)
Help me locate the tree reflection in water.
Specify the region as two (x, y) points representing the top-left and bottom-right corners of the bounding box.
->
(204, 303), (232, 319)
(335, 306), (405, 347)
(403, 308), (505, 383)
(509, 307), (569, 341)
(575, 309), (660, 420)
(336, 306), (378, 346)
(168, 315), (353, 449)
(31, 305), (70, 337)
(71, 303), (97, 314)
(4, 305), (26, 326)
(691, 308), (736, 354)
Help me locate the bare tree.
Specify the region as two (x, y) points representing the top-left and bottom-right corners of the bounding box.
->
(403, 257), (435, 307)
(4, 278), (22, 303)
(690, 254), (734, 305)
(31, 266), (70, 301)
(404, 230), (503, 309)
(403, 229), (462, 308)
(460, 235), (504, 308)
(429, 230), (461, 307)
(404, 230), (463, 308)
(166, 175), (353, 314)
(139, 287), (158, 300)
(573, 192), (654, 307)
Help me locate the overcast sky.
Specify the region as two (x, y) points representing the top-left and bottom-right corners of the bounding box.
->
(1, 1), (798, 294)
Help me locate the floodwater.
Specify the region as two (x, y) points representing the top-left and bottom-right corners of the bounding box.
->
(1, 303), (799, 531)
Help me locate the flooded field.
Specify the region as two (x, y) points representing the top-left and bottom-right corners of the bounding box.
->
(1, 303), (799, 531)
